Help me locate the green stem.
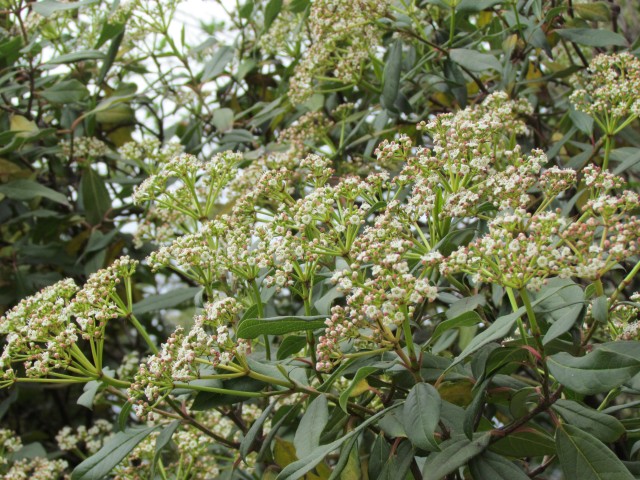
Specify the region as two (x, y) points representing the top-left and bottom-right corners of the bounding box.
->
(506, 287), (529, 345)
(609, 259), (640, 305)
(129, 314), (159, 354)
(602, 134), (613, 170)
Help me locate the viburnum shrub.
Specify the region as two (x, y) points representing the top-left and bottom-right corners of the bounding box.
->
(3, 75), (640, 477)
(2, 0), (640, 478)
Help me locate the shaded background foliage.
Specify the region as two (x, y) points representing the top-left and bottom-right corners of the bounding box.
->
(1, 0), (640, 478)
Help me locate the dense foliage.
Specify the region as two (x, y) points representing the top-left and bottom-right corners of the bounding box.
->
(1, 0), (640, 478)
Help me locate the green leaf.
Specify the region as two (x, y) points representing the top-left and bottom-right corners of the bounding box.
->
(592, 295), (608, 323)
(446, 294), (486, 319)
(0, 179), (71, 206)
(450, 49), (502, 72)
(490, 429), (556, 457)
(212, 108), (234, 132)
(277, 335), (307, 360)
(548, 341), (640, 395)
(327, 435), (359, 480)
(80, 168), (111, 225)
(556, 28), (627, 47)
(468, 450), (529, 479)
(556, 424), (634, 480)
(71, 425), (158, 480)
(32, 0), (98, 16)
(382, 40), (402, 113)
(132, 287), (201, 316)
(97, 28), (125, 85)
(368, 434), (391, 479)
(240, 401), (276, 459)
(276, 403), (402, 480)
(202, 45), (234, 82)
(422, 433), (491, 480)
(569, 106), (594, 135)
(338, 366), (379, 412)
(294, 395), (329, 458)
(403, 383), (441, 451)
(46, 50), (105, 64)
(236, 315), (327, 339)
(552, 400), (624, 443)
(430, 311), (482, 345)
(449, 284), (566, 369)
(39, 79), (89, 104)
(574, 2), (611, 21)
(150, 420), (180, 478)
(264, 0), (283, 29)
(117, 402), (132, 431)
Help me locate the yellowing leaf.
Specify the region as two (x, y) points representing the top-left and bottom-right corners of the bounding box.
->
(349, 378), (370, 398)
(10, 115), (39, 137)
(526, 63), (543, 88)
(274, 438), (298, 468)
(437, 380), (474, 407)
(478, 11), (493, 28)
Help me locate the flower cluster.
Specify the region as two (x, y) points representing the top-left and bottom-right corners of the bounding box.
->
(0, 278), (79, 383)
(1, 428), (67, 480)
(289, 0), (390, 103)
(127, 297), (250, 419)
(570, 52), (640, 133)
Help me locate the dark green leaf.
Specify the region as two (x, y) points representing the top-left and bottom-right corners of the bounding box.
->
(339, 366), (379, 412)
(548, 342), (640, 395)
(240, 401), (276, 459)
(80, 168), (111, 225)
(277, 335), (307, 360)
(450, 49), (501, 72)
(237, 315), (327, 339)
(39, 79), (89, 104)
(592, 295), (608, 323)
(132, 287), (201, 316)
(294, 395), (328, 458)
(382, 40), (402, 113)
(422, 433), (491, 480)
(556, 424), (634, 480)
(469, 451), (529, 479)
(276, 404), (402, 480)
(490, 429), (556, 457)
(0, 179), (71, 206)
(430, 311), (482, 345)
(264, 0), (283, 29)
(403, 383), (441, 451)
(151, 420), (180, 477)
(368, 434), (391, 480)
(552, 399), (624, 443)
(71, 425), (158, 480)
(556, 28), (627, 47)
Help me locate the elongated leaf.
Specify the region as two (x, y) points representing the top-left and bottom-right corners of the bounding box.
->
(151, 420), (180, 477)
(430, 311), (482, 345)
(71, 425), (158, 480)
(80, 168), (111, 225)
(339, 366), (379, 412)
(39, 79), (89, 104)
(556, 28), (627, 47)
(46, 50), (105, 64)
(449, 285), (565, 369)
(368, 434), (391, 479)
(552, 400), (624, 443)
(132, 287), (201, 316)
(490, 429), (556, 457)
(237, 315), (327, 339)
(277, 335), (307, 360)
(202, 46), (233, 81)
(556, 424), (634, 480)
(403, 383), (441, 451)
(264, 0), (283, 29)
(469, 451), (529, 479)
(32, 0), (98, 16)
(240, 401), (276, 459)
(450, 49), (501, 72)
(548, 341), (640, 395)
(382, 40), (402, 112)
(327, 435), (359, 480)
(0, 179), (71, 206)
(294, 395), (329, 458)
(276, 403), (402, 480)
(422, 433), (491, 480)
